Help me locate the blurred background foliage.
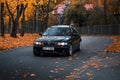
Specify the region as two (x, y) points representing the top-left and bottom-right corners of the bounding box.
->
(0, 0), (120, 37)
(64, 0), (119, 26)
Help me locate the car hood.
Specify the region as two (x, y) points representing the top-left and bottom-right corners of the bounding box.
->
(35, 36), (71, 42)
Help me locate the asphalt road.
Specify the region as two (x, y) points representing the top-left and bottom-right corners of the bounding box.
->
(0, 36), (120, 80)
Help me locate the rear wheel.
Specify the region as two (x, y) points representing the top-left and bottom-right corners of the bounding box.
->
(78, 42), (81, 51)
(67, 45), (73, 56)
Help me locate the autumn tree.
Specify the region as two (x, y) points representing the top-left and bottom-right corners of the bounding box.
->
(64, 0), (86, 27)
(5, 0), (29, 38)
(39, 0), (51, 31)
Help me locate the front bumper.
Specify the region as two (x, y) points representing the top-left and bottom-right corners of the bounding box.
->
(33, 45), (69, 55)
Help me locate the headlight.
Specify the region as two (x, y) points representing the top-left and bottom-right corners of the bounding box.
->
(34, 42), (42, 45)
(57, 42), (68, 46)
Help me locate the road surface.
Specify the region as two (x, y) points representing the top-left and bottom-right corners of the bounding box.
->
(0, 36), (120, 80)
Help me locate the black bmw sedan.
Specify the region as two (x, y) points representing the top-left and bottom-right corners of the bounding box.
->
(33, 25), (82, 56)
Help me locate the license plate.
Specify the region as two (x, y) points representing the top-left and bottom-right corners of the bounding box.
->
(43, 47), (54, 50)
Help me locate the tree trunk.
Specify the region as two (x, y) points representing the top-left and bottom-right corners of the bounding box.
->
(34, 11), (37, 33)
(20, 14), (25, 37)
(0, 3), (5, 37)
(10, 19), (18, 38)
(8, 16), (12, 34)
(104, 0), (108, 24)
(45, 15), (49, 29)
(20, 3), (28, 37)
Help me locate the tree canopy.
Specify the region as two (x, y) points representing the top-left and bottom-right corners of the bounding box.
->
(64, 0), (87, 26)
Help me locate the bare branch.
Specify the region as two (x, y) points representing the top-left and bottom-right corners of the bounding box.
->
(5, 1), (14, 19)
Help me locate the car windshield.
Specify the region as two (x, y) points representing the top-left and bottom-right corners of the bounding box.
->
(43, 27), (71, 36)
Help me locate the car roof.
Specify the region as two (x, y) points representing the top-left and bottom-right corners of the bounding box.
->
(51, 25), (71, 28)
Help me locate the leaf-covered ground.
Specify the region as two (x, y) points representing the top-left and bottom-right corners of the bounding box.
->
(104, 36), (120, 53)
(0, 35), (120, 53)
(0, 34), (39, 51)
(66, 55), (120, 80)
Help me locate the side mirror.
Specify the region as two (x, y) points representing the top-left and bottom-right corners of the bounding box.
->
(39, 32), (42, 36)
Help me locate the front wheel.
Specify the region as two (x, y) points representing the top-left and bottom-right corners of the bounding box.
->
(33, 49), (40, 56)
(66, 45), (73, 56)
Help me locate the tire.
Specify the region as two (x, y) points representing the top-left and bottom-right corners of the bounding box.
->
(77, 42), (81, 51)
(33, 49), (40, 56)
(67, 45), (73, 56)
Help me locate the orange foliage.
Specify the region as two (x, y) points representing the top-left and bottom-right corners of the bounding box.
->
(1, 0), (60, 21)
(0, 34), (39, 51)
(105, 36), (120, 53)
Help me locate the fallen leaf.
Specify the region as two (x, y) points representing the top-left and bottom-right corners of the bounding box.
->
(49, 70), (54, 73)
(55, 62), (59, 64)
(103, 65), (108, 68)
(58, 67), (64, 71)
(68, 56), (72, 61)
(74, 68), (80, 71)
(66, 76), (72, 80)
(48, 75), (53, 78)
(88, 77), (93, 80)
(21, 73), (28, 78)
(90, 62), (99, 69)
(86, 72), (93, 76)
(30, 73), (36, 77)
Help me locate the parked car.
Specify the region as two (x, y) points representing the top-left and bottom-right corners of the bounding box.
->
(33, 25), (82, 56)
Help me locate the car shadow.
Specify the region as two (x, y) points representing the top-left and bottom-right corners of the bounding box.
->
(34, 53), (68, 58)
(34, 50), (82, 58)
